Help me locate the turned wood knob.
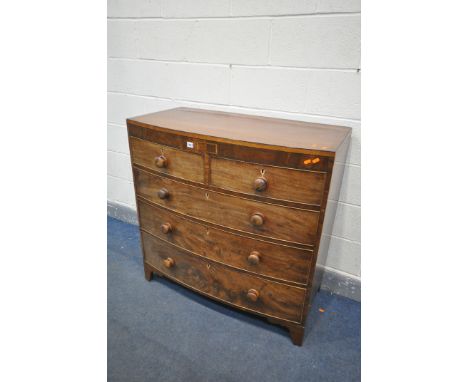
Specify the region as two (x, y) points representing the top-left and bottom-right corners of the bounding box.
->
(155, 155), (168, 168)
(247, 289), (259, 302)
(254, 177), (268, 192)
(158, 188), (170, 199)
(248, 251), (261, 265)
(250, 212), (265, 226)
(163, 257), (175, 268)
(161, 222), (172, 234)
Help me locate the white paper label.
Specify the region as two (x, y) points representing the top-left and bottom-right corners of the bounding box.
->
(186, 141), (194, 149)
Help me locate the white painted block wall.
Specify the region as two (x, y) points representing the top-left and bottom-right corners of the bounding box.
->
(107, 0), (361, 280)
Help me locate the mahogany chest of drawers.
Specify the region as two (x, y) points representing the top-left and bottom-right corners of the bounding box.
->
(127, 108), (351, 346)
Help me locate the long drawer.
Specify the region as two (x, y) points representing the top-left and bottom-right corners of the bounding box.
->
(134, 168), (320, 246)
(142, 232), (306, 323)
(211, 157), (326, 206)
(138, 200), (313, 285)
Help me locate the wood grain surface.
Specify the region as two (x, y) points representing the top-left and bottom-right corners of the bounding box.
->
(128, 107), (350, 153)
(211, 157), (326, 206)
(142, 232), (306, 323)
(128, 123), (332, 169)
(134, 167), (320, 246)
(138, 200), (314, 285)
(130, 137), (204, 184)
(127, 107), (352, 346)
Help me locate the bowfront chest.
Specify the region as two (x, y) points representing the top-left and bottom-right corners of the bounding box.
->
(127, 107), (351, 346)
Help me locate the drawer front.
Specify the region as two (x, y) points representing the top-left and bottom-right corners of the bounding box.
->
(130, 137), (204, 183)
(134, 168), (319, 246)
(138, 200), (313, 285)
(211, 157), (326, 206)
(142, 232), (306, 323)
(128, 123), (332, 171)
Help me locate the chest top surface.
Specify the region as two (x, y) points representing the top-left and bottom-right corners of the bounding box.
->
(127, 107), (351, 154)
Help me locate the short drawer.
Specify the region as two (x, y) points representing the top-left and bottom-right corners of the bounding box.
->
(129, 137), (204, 183)
(138, 200), (313, 285)
(134, 168), (320, 246)
(211, 157), (326, 206)
(142, 232), (306, 323)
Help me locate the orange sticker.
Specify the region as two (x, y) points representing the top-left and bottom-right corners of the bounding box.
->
(304, 158), (320, 165)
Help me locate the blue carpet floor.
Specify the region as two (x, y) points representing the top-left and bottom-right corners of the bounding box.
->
(108, 216), (360, 382)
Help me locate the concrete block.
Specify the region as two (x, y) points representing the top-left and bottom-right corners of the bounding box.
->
(108, 59), (230, 104)
(107, 151), (133, 181)
(340, 164), (361, 205)
(107, 92), (176, 125)
(107, 175), (136, 207)
(230, 66), (308, 112)
(137, 19), (270, 65)
(305, 70), (360, 119)
(107, 201), (138, 225)
(329, 163), (361, 205)
(326, 236), (361, 276)
(231, 66), (360, 119)
(107, 92), (146, 125)
(346, 124), (361, 165)
(187, 19), (270, 65)
(231, 0), (318, 16)
(317, 0), (360, 13)
(108, 0), (162, 17)
(162, 0), (230, 18)
(331, 202), (361, 242)
(108, 124), (130, 154)
(270, 15), (360, 69)
(108, 20), (137, 58)
(231, 0), (360, 16)
(137, 20), (195, 61)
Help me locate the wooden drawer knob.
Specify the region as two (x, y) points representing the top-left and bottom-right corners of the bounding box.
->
(247, 289), (259, 302)
(158, 188), (170, 199)
(250, 212), (265, 226)
(248, 251), (261, 265)
(163, 257), (175, 268)
(254, 177), (268, 192)
(155, 155), (168, 168)
(161, 222), (172, 234)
